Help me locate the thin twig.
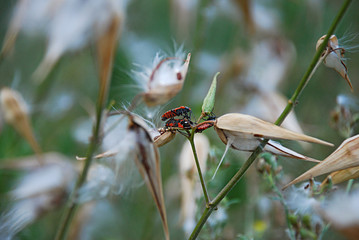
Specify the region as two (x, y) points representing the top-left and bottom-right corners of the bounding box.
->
(189, 0), (353, 239)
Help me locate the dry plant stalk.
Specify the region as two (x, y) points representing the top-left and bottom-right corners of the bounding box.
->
(0, 88), (43, 162)
(129, 115), (169, 240)
(284, 134), (359, 189)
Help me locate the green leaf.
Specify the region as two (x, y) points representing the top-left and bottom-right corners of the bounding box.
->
(202, 72), (219, 115)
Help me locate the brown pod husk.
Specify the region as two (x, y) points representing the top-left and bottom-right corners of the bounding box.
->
(284, 134), (359, 189)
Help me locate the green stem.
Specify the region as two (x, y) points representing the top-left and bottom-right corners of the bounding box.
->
(188, 130), (211, 206)
(267, 173), (295, 240)
(55, 66), (112, 240)
(189, 1), (352, 239)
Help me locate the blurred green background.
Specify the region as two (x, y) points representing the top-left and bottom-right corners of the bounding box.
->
(1, 0), (359, 239)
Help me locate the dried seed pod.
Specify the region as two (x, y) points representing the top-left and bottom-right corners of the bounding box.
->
(128, 115), (169, 240)
(140, 53), (191, 107)
(215, 113), (332, 146)
(0, 88), (42, 159)
(316, 35), (353, 91)
(154, 131), (176, 147)
(322, 166), (359, 186)
(284, 134), (359, 189)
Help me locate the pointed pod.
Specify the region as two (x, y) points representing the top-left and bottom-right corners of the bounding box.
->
(214, 113), (333, 146)
(284, 134), (359, 189)
(0, 88), (43, 159)
(128, 115), (169, 240)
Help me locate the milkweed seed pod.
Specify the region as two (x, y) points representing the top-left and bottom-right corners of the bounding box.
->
(0, 87), (42, 158)
(134, 51), (191, 107)
(214, 113), (332, 160)
(316, 34), (353, 91)
(284, 134), (359, 189)
(95, 114), (169, 240)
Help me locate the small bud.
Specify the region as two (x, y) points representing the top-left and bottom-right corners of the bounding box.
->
(202, 72), (219, 115)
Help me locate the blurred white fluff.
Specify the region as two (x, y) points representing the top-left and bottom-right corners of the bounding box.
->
(245, 38), (296, 92)
(9, 0), (125, 80)
(322, 190), (359, 228)
(0, 157), (76, 239)
(78, 115), (143, 202)
(284, 182), (322, 224)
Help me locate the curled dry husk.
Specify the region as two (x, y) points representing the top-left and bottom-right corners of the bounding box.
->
(0, 88), (43, 160)
(154, 131), (176, 147)
(214, 113), (332, 161)
(143, 53), (191, 107)
(322, 166), (359, 186)
(179, 134), (209, 237)
(316, 34), (353, 91)
(128, 114), (169, 240)
(284, 134), (359, 189)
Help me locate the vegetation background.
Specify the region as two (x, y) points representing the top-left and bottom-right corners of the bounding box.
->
(0, 0), (359, 239)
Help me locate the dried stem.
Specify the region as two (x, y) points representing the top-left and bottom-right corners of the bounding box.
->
(189, 0), (353, 239)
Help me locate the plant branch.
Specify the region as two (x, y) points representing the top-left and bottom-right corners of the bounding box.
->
(189, 0), (352, 238)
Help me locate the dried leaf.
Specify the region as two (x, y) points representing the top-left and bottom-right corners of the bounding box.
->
(215, 113), (333, 146)
(284, 134), (359, 189)
(129, 115), (169, 240)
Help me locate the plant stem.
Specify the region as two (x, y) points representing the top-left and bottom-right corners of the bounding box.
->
(188, 130), (211, 206)
(55, 52), (113, 240)
(189, 1), (352, 239)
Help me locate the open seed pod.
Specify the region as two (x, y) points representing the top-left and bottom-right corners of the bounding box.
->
(284, 134), (359, 189)
(127, 114), (169, 240)
(214, 113), (332, 161)
(142, 53), (191, 107)
(316, 34), (353, 91)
